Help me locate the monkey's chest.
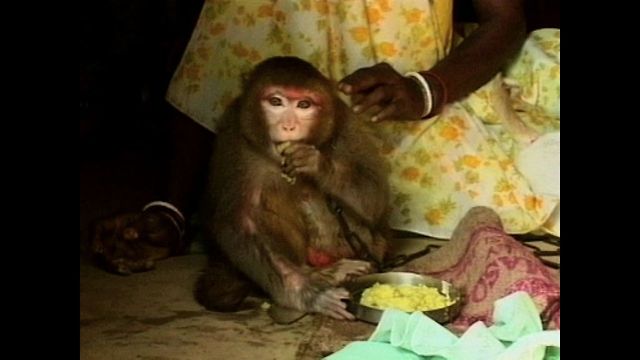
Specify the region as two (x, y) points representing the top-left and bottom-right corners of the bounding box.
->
(297, 188), (353, 267)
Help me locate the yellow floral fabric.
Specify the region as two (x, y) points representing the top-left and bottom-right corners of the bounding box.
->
(166, 0), (560, 238)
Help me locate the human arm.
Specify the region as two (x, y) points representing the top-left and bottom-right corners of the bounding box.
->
(338, 0), (527, 121)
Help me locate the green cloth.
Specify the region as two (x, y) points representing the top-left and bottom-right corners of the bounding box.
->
(325, 291), (559, 360)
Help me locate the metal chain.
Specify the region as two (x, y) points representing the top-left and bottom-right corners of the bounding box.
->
(326, 197), (435, 271)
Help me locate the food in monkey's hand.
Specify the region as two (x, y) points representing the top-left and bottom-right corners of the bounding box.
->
(276, 141), (296, 184)
(275, 141), (292, 154)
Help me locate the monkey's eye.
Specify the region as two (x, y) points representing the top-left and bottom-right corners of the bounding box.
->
(268, 97), (283, 106)
(297, 100), (312, 109)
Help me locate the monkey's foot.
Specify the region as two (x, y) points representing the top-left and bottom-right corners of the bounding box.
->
(267, 304), (307, 324)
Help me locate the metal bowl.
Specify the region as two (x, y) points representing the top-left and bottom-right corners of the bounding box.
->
(345, 272), (463, 324)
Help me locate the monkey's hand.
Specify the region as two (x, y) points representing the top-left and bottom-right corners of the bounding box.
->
(306, 259), (374, 320)
(338, 62), (425, 122)
(309, 287), (354, 320)
(281, 143), (331, 181)
(91, 209), (185, 275)
(311, 259), (375, 286)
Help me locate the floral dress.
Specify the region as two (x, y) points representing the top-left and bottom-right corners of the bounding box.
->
(166, 0), (560, 238)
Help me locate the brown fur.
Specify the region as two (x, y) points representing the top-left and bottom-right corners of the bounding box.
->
(196, 57), (391, 319)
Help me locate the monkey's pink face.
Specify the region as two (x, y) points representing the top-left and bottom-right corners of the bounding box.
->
(261, 86), (324, 143)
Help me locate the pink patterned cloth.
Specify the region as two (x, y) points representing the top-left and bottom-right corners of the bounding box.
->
(296, 210), (561, 359)
(423, 226), (560, 332)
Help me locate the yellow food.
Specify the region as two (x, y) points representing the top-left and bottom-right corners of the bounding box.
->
(275, 141), (292, 154)
(360, 283), (455, 312)
(281, 172), (296, 184)
(276, 141), (296, 184)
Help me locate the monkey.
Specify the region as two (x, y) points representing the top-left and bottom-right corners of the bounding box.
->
(195, 56), (391, 321)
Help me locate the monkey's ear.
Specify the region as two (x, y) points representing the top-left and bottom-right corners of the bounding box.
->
(238, 92), (271, 150)
(313, 94), (347, 147)
(217, 97), (242, 132)
(333, 94), (353, 126)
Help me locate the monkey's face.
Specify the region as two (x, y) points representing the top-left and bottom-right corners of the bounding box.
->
(261, 86), (325, 144)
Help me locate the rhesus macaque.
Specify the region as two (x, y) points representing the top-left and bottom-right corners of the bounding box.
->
(195, 56), (390, 321)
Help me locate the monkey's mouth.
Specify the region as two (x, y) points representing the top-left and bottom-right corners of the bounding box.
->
(274, 141), (294, 155)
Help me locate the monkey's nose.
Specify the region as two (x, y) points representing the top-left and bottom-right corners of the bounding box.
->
(282, 123), (297, 132)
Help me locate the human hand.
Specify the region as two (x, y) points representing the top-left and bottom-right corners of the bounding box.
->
(338, 63), (425, 122)
(91, 205), (185, 275)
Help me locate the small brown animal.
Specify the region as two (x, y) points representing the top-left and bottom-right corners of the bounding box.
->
(195, 57), (391, 320)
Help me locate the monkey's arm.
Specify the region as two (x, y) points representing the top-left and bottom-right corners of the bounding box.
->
(207, 155), (367, 320)
(281, 121), (389, 226)
(213, 219), (362, 320)
(281, 146), (388, 226)
(320, 157), (388, 226)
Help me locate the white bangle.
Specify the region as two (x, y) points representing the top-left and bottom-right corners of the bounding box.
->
(143, 201), (185, 222)
(405, 72), (433, 118)
(143, 201), (186, 239)
(156, 211), (185, 239)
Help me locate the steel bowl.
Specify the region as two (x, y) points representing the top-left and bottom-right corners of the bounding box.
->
(345, 272), (463, 324)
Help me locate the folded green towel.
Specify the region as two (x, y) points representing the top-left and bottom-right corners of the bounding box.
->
(325, 291), (559, 360)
